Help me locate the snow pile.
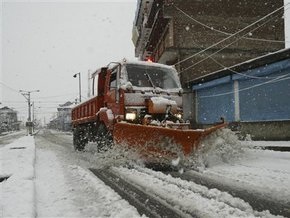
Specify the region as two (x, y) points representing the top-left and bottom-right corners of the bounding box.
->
(148, 140), (186, 168)
(0, 136), (36, 217)
(187, 128), (246, 170)
(81, 142), (144, 169)
(82, 137), (187, 171)
(200, 146), (290, 205)
(82, 128), (244, 172)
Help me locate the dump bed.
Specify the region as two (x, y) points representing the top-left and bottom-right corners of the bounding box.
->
(71, 95), (104, 126)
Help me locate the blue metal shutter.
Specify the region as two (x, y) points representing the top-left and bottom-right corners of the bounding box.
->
(239, 69), (290, 121)
(197, 82), (235, 124)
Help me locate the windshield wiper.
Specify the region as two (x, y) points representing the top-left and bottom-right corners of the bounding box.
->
(145, 73), (156, 89)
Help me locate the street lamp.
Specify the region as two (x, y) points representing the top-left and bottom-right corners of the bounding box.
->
(73, 72), (81, 103)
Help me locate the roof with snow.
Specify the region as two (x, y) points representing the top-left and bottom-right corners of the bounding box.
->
(58, 101), (75, 109)
(0, 106), (15, 112)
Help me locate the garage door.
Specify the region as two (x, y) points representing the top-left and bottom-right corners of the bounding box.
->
(196, 82), (235, 124)
(239, 70), (290, 121)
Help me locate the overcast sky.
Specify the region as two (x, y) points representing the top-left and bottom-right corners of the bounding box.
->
(1, 0), (137, 122)
(1, 0), (290, 123)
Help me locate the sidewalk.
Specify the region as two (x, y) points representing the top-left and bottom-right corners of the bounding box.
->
(0, 136), (36, 217)
(0, 135), (143, 218)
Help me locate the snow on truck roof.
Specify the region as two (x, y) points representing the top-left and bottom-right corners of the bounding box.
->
(122, 59), (175, 70)
(91, 59), (177, 78)
(91, 58), (177, 78)
(104, 59), (176, 70)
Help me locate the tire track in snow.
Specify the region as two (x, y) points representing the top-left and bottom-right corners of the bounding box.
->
(169, 170), (290, 217)
(90, 168), (191, 218)
(113, 167), (280, 218)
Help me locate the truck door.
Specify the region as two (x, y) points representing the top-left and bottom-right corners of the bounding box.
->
(106, 66), (120, 114)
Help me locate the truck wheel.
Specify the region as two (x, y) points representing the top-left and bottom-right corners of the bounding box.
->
(73, 128), (87, 151)
(96, 123), (112, 152)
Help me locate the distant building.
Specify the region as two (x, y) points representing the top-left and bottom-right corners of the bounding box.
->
(57, 101), (74, 131)
(0, 106), (21, 132)
(184, 48), (290, 140)
(48, 101), (74, 131)
(132, 0), (285, 85)
(47, 117), (58, 130)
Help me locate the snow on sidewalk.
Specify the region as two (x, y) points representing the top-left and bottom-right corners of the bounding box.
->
(35, 148), (82, 217)
(35, 135), (143, 218)
(1, 135), (143, 218)
(0, 136), (36, 217)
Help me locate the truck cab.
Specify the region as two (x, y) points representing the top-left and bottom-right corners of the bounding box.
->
(72, 59), (184, 151)
(104, 60), (183, 124)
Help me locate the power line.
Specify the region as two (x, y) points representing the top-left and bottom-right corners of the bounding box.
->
(0, 81), (20, 93)
(179, 9), (287, 74)
(35, 93), (77, 99)
(179, 27), (285, 80)
(198, 73), (290, 98)
(3, 100), (72, 103)
(194, 47), (286, 80)
(174, 5), (286, 44)
(174, 3), (289, 67)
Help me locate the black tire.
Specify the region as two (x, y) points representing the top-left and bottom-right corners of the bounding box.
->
(95, 122), (113, 152)
(73, 127), (87, 151)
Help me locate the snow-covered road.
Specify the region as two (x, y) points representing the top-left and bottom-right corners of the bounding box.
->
(1, 129), (290, 217)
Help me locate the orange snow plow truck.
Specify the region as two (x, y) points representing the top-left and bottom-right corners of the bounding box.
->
(71, 59), (226, 160)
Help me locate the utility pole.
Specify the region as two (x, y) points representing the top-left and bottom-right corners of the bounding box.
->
(32, 102), (35, 122)
(19, 90), (40, 135)
(88, 70), (92, 98)
(73, 72), (81, 103)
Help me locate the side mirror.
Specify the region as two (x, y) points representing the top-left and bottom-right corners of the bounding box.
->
(99, 67), (108, 80)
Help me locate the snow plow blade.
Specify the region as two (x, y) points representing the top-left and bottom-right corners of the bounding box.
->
(113, 122), (227, 159)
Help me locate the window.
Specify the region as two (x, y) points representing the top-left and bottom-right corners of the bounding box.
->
(126, 64), (180, 89)
(92, 74), (98, 96)
(110, 69), (117, 90)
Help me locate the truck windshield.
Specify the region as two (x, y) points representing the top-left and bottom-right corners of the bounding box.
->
(126, 64), (180, 89)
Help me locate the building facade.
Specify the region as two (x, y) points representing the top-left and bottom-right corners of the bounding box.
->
(0, 106), (20, 133)
(184, 48), (290, 140)
(48, 101), (74, 131)
(132, 0), (285, 85)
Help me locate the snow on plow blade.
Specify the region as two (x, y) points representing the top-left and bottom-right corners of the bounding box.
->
(113, 122), (227, 159)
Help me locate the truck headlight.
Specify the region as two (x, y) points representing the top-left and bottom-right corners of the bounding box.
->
(175, 113), (182, 119)
(125, 112), (137, 120)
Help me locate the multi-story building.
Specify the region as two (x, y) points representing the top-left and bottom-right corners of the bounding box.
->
(0, 106), (20, 132)
(57, 101), (74, 131)
(48, 101), (74, 131)
(132, 0), (285, 85)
